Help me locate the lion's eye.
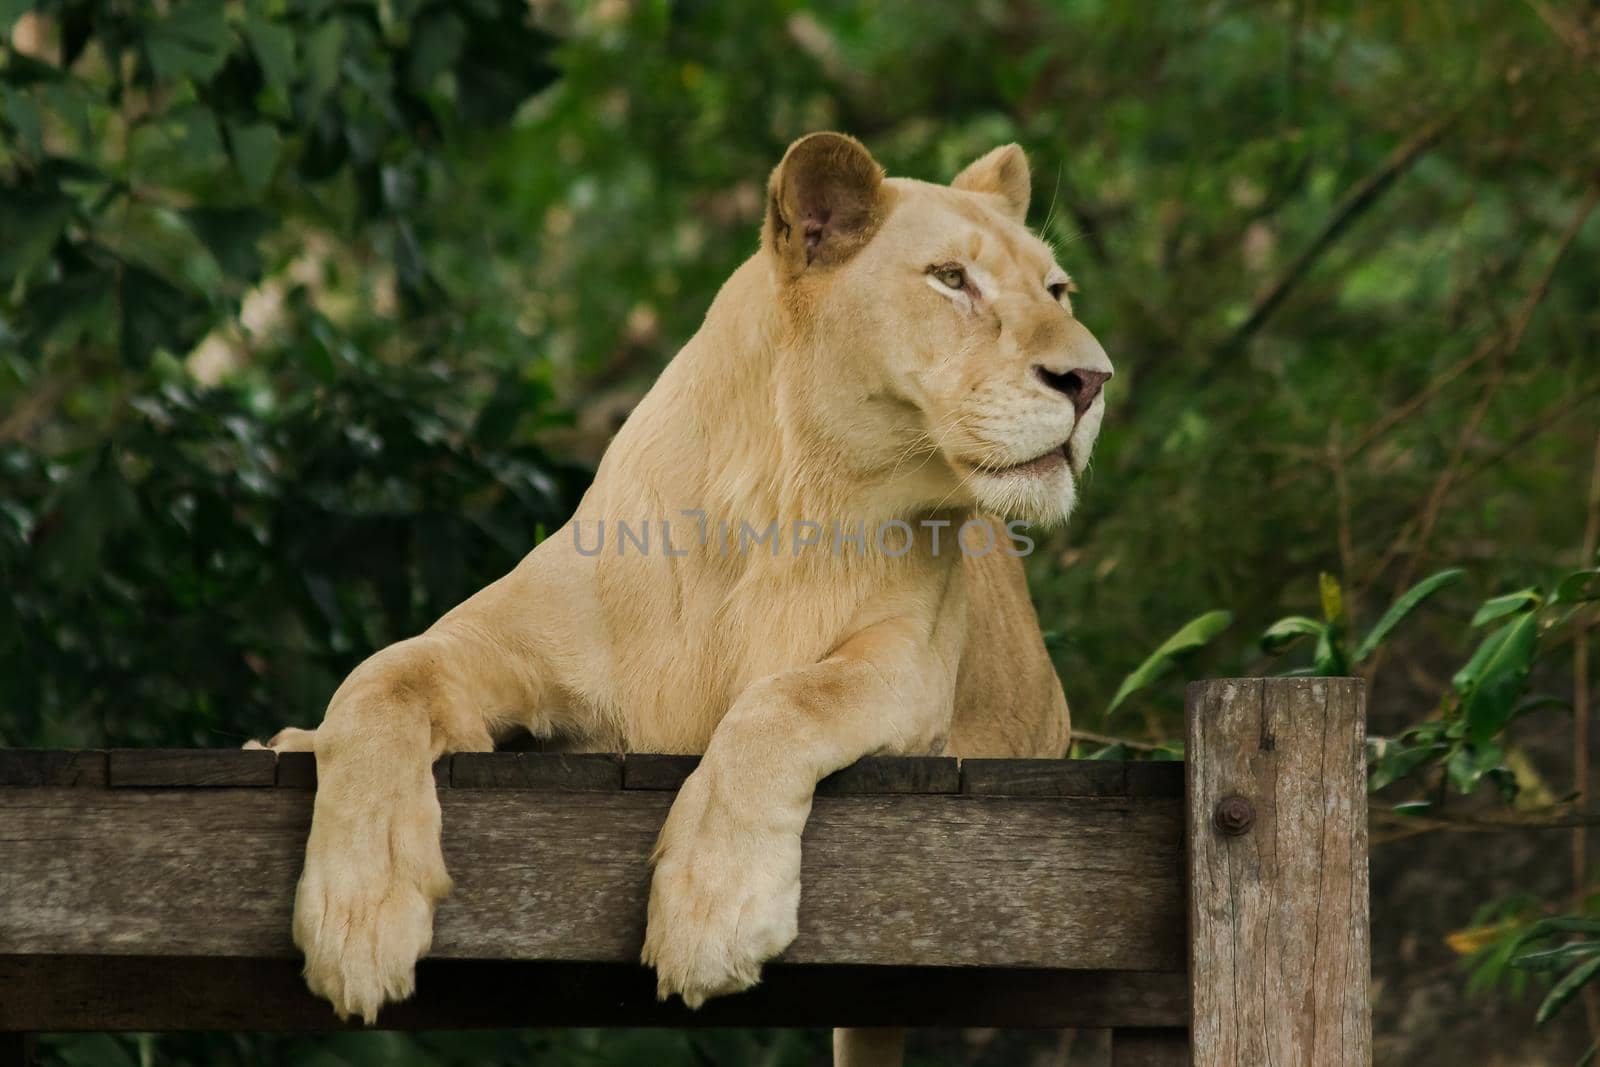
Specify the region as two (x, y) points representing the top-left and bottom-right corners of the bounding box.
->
(931, 265), (967, 291)
(1044, 269), (1077, 303)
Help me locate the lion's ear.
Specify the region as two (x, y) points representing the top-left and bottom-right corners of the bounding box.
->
(952, 143), (1030, 223)
(764, 132), (890, 279)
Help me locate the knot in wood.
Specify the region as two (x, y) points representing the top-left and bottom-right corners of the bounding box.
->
(1214, 795), (1254, 836)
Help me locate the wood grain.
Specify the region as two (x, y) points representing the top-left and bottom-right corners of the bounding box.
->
(0, 788), (1183, 971)
(1186, 677), (1370, 1067)
(817, 755), (960, 794)
(0, 750), (105, 788)
(622, 753), (701, 790)
(451, 752), (622, 790)
(109, 749), (276, 787)
(962, 759), (1182, 797)
(621, 754), (961, 794)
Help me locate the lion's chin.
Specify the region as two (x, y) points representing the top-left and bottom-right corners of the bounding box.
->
(968, 462), (1078, 530)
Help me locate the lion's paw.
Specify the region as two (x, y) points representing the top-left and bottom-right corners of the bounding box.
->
(292, 791), (451, 1023)
(243, 726), (317, 752)
(641, 772), (802, 1008)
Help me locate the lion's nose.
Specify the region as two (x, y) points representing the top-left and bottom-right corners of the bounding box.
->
(1034, 366), (1110, 419)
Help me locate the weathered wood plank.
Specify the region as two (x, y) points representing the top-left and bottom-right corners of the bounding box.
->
(623, 754), (961, 794)
(109, 749), (276, 787)
(274, 752), (316, 788)
(1111, 1027), (1189, 1066)
(0, 956), (1187, 1031)
(0, 750), (106, 788)
(1187, 677), (1370, 1067)
(274, 753), (451, 789)
(0, 788), (1184, 971)
(818, 756), (960, 794)
(451, 752), (622, 791)
(622, 753), (699, 789)
(962, 759), (1182, 797)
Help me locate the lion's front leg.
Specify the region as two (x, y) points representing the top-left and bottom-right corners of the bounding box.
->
(256, 566), (564, 1023)
(291, 699), (451, 1023)
(641, 749), (805, 1006)
(643, 614), (959, 1007)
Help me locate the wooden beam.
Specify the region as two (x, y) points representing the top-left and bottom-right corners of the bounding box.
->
(620, 754), (961, 794)
(961, 758), (1181, 797)
(0, 956), (1187, 1031)
(1186, 678), (1371, 1067)
(450, 752), (622, 790)
(0, 761), (1184, 975)
(108, 748), (276, 787)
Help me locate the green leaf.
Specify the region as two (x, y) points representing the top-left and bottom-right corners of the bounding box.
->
(1260, 615), (1323, 655)
(1455, 612), (1540, 744)
(128, 105), (229, 189)
(225, 120), (282, 195)
(0, 192), (71, 286)
(185, 208), (272, 280)
(42, 80), (92, 150)
(407, 11), (466, 93)
(1537, 953), (1600, 1025)
(1445, 740), (1502, 795)
(1319, 571), (1345, 625)
(1514, 918), (1600, 944)
(1312, 622), (1349, 676)
(303, 18), (346, 113)
(1369, 739), (1444, 792)
(119, 264), (204, 369)
(144, 6), (234, 83)
(1553, 569), (1600, 606)
(3, 84), (44, 158)
(53, 1034), (138, 1067)
(243, 17), (297, 96)
(1106, 610), (1233, 717)
(27, 268), (115, 351)
(1353, 568), (1466, 661)
(1391, 800), (1433, 816)
(1513, 942), (1600, 973)
(1470, 587), (1542, 627)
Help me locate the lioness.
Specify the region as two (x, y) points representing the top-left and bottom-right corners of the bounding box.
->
(254, 133), (1112, 1060)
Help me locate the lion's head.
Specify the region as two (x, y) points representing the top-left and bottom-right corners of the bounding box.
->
(763, 133), (1113, 528)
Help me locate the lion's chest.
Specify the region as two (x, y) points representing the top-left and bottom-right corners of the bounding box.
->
(591, 550), (893, 753)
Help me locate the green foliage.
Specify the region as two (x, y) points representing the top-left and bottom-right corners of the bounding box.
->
(1257, 564), (1599, 1045)
(1355, 569), (1467, 662)
(2, 0), (555, 375)
(1104, 609), (1232, 718)
(1259, 568), (1465, 676)
(1, 0), (569, 745)
(0, 345), (584, 745)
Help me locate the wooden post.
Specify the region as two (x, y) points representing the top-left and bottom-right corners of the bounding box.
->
(1186, 678), (1370, 1067)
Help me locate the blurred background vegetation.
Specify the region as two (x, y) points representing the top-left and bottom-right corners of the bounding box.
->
(3, 0), (1599, 1063)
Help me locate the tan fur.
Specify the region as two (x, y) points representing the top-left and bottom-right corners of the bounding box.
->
(254, 134), (1113, 1053)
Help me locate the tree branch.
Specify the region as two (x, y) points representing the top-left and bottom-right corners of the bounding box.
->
(1218, 109), (1461, 354)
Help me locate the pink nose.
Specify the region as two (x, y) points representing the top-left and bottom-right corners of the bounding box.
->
(1035, 366), (1110, 419)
